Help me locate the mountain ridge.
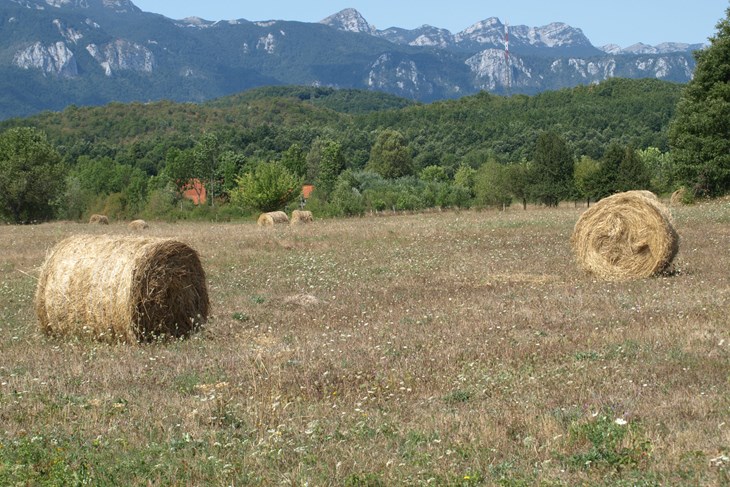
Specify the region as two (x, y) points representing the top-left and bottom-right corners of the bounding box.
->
(0, 0), (701, 119)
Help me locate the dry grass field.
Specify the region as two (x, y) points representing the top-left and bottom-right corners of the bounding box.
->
(0, 201), (728, 485)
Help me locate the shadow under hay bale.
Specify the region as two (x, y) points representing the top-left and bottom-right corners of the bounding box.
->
(257, 211), (289, 227)
(89, 214), (109, 225)
(571, 190), (679, 281)
(290, 210), (314, 225)
(35, 235), (209, 343)
(128, 219), (149, 230)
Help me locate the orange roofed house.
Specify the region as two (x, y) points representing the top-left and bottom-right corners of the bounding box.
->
(182, 179), (207, 205)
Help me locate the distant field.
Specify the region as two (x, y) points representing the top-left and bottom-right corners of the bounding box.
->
(0, 202), (728, 485)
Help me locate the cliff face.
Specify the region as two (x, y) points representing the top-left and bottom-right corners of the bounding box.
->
(0, 1), (700, 119)
(13, 41), (78, 77)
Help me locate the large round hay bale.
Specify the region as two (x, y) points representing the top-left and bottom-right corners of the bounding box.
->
(290, 210), (313, 225)
(89, 214), (109, 225)
(571, 190), (679, 281)
(35, 235), (209, 342)
(128, 219), (149, 230)
(257, 211), (289, 226)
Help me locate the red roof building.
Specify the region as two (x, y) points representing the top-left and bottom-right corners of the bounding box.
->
(182, 179), (206, 205)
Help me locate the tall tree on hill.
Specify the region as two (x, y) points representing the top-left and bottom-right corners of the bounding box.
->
(669, 6), (730, 197)
(0, 127), (65, 223)
(530, 131), (575, 207)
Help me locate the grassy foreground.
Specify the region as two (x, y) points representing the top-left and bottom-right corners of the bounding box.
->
(0, 201), (728, 486)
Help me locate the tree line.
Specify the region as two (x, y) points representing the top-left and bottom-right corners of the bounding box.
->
(2, 6), (730, 224)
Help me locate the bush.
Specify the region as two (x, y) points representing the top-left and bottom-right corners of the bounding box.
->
(230, 162), (302, 213)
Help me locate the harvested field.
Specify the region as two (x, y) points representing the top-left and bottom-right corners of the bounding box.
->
(0, 202), (728, 485)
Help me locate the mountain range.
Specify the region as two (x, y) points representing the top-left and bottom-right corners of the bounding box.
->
(0, 0), (702, 119)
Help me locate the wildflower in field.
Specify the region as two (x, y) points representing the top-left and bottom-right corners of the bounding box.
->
(614, 418), (627, 425)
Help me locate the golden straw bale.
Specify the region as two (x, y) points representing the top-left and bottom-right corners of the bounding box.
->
(670, 187), (686, 206)
(257, 211), (289, 226)
(571, 190), (679, 281)
(290, 210), (314, 225)
(35, 235), (209, 342)
(89, 214), (109, 225)
(128, 219), (149, 230)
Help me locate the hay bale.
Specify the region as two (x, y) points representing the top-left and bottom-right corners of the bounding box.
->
(670, 187), (686, 206)
(571, 190), (679, 281)
(89, 214), (109, 225)
(35, 235), (209, 342)
(290, 210), (313, 225)
(257, 211), (289, 226)
(128, 219), (149, 230)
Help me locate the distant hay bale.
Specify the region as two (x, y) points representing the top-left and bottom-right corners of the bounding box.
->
(290, 210), (313, 225)
(128, 219), (149, 230)
(257, 211), (289, 227)
(35, 235), (209, 343)
(89, 214), (109, 225)
(571, 190), (679, 281)
(670, 187), (686, 206)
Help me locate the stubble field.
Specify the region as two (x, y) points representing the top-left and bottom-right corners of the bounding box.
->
(0, 201), (728, 485)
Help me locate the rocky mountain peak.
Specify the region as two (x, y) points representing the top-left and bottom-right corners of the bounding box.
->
(320, 8), (375, 34)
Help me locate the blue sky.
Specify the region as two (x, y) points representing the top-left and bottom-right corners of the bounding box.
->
(131, 0), (726, 48)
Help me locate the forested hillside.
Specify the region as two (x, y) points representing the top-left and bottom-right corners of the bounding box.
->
(0, 78), (690, 223)
(2, 79), (682, 166)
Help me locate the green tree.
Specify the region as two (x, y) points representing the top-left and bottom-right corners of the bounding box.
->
(591, 143), (651, 198)
(574, 156), (601, 206)
(218, 151), (247, 197)
(193, 133), (221, 206)
(454, 164), (477, 197)
(474, 161), (512, 209)
(316, 141), (345, 199)
(366, 129), (413, 179)
(506, 160), (533, 210)
(0, 127), (65, 223)
(329, 170), (365, 216)
(420, 165), (448, 183)
(164, 147), (198, 199)
(669, 7), (730, 196)
(638, 147), (674, 194)
(616, 145), (651, 191)
(592, 142), (624, 198)
(530, 131), (575, 206)
(230, 162), (302, 212)
(281, 143), (307, 178)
